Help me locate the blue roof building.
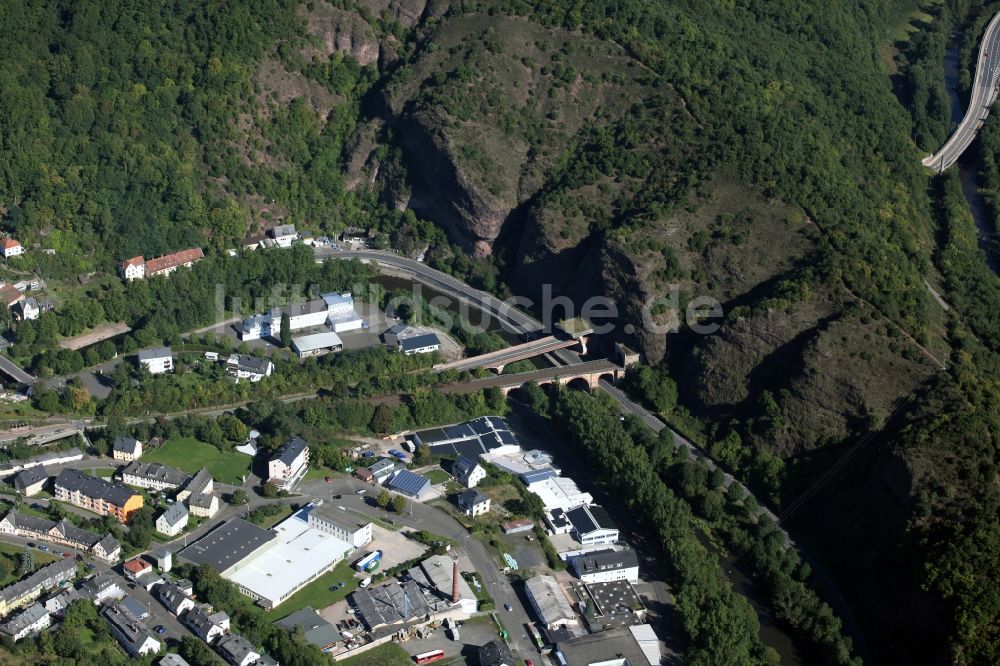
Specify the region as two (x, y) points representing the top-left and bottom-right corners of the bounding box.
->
(387, 470), (432, 500)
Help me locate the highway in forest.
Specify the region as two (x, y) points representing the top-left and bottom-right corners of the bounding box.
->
(924, 9), (1000, 171)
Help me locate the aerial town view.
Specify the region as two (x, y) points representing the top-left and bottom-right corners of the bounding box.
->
(0, 1), (998, 666)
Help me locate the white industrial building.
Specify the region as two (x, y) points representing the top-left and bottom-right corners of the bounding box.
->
(225, 510), (355, 610)
(565, 505), (619, 546)
(291, 331), (343, 358)
(137, 347), (173, 374)
(525, 475), (593, 512)
(306, 502), (373, 548)
(569, 548), (639, 584)
(239, 292), (362, 341)
(524, 575), (579, 631)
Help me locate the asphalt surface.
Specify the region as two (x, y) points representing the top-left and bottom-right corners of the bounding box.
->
(0, 355), (36, 386)
(434, 335), (578, 372)
(924, 9), (1000, 170)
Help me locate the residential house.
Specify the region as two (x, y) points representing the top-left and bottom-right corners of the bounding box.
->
(135, 571), (164, 592)
(226, 354), (274, 382)
(12, 466), (49, 496)
(123, 558), (153, 582)
(138, 347), (173, 374)
(160, 655), (192, 666)
(184, 606), (226, 643)
(15, 297), (39, 321)
(1, 238), (23, 258)
(102, 602), (161, 657)
(158, 583), (194, 617)
(0, 558), (77, 616)
(120, 256), (146, 281)
(0, 284), (23, 309)
(44, 586), (82, 617)
(119, 594), (151, 620)
(52, 466), (147, 523)
(0, 603), (50, 641)
(565, 505), (619, 547)
(80, 572), (123, 605)
(156, 503), (189, 537)
(94, 534), (122, 563)
(366, 458), (397, 484)
(216, 634), (261, 666)
(453, 456), (486, 488)
(242, 233), (267, 251)
(0, 510), (119, 562)
(176, 468), (213, 503)
(121, 461), (189, 492)
(269, 224), (297, 248)
(266, 436), (309, 491)
(188, 492), (220, 518)
(112, 436), (143, 462)
(457, 490), (491, 517)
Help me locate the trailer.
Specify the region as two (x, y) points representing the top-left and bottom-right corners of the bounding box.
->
(354, 550), (383, 572)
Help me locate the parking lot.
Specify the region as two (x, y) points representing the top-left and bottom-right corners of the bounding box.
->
(397, 615), (507, 663)
(363, 525), (429, 572)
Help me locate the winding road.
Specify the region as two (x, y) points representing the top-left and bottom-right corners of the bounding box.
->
(924, 9), (1000, 171)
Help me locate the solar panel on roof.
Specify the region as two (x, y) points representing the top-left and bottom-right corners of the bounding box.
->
(388, 470), (430, 496)
(414, 427), (450, 444)
(469, 418), (493, 436)
(498, 430), (518, 446)
(444, 424), (474, 439)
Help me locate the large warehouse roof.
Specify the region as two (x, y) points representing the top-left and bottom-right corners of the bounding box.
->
(178, 518), (275, 574)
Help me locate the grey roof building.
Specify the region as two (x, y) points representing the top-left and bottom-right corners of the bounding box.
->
(122, 461), (190, 489)
(0, 602), (50, 640)
(399, 333), (440, 353)
(178, 517), (276, 575)
(216, 633), (261, 666)
(12, 466), (49, 493)
(555, 624), (660, 666)
(274, 606), (340, 651)
(102, 601), (161, 656)
(160, 655), (192, 666)
(119, 594), (151, 619)
(271, 436), (308, 467)
(570, 548), (639, 581)
(478, 639), (515, 666)
(55, 468), (137, 508)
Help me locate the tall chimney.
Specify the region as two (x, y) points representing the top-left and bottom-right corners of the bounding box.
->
(451, 559), (460, 603)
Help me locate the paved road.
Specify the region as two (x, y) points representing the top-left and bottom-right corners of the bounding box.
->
(0, 354), (36, 386)
(434, 335), (578, 373)
(924, 9), (1000, 170)
(290, 477), (538, 659)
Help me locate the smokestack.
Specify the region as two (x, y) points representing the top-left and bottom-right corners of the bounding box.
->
(452, 559), (460, 603)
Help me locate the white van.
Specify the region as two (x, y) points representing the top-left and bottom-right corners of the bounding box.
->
(360, 576), (372, 588)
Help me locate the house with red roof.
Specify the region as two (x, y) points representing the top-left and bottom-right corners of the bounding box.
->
(1, 238), (23, 258)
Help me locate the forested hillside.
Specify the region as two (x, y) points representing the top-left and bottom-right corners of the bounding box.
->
(0, 0), (999, 663)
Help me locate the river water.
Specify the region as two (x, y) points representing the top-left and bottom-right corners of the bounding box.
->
(944, 40), (1000, 274)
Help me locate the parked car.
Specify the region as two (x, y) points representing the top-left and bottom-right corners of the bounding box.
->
(75, 554), (83, 561)
(62, 552), (71, 558)
(85, 563), (96, 570)
(38, 545), (48, 552)
(333, 494), (342, 499)
(504, 603), (513, 612)
(324, 477), (331, 483)
(26, 542), (35, 549)
(355, 489), (366, 495)
(361, 451), (375, 458)
(154, 625), (167, 635)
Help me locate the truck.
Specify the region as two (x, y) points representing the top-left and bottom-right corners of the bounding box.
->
(354, 550), (383, 573)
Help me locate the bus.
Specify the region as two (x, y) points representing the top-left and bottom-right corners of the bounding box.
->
(414, 649), (445, 664)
